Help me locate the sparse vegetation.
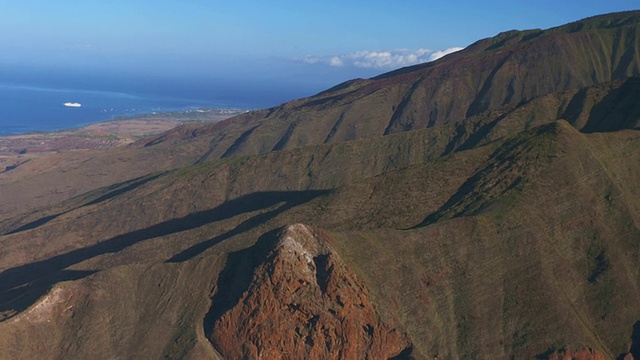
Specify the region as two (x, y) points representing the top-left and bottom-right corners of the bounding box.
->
(0, 11), (640, 360)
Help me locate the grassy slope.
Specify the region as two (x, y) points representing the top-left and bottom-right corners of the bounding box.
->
(182, 11), (640, 161)
(329, 122), (640, 358)
(2, 74), (638, 219)
(0, 11), (639, 360)
(1, 12), (639, 217)
(0, 119), (638, 358)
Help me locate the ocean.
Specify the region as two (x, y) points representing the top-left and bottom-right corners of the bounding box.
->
(0, 69), (315, 136)
(0, 82), (223, 135)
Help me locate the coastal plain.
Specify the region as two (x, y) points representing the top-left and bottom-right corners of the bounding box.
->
(0, 108), (243, 214)
(0, 108), (244, 157)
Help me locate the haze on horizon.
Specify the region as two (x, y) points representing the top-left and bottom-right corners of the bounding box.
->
(1, 0), (638, 105)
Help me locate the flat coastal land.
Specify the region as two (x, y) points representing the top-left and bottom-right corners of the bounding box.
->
(0, 108), (244, 173)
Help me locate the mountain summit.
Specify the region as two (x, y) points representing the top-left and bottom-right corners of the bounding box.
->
(0, 11), (639, 360)
(145, 10), (640, 162)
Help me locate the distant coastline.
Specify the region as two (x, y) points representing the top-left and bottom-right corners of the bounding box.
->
(0, 107), (247, 162)
(0, 76), (260, 137)
(1, 107), (247, 136)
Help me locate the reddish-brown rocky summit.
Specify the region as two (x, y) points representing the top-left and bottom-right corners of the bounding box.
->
(209, 224), (411, 359)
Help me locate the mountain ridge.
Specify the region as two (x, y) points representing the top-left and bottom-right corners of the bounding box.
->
(2, 12), (640, 216)
(1, 118), (638, 358)
(147, 11), (640, 162)
(0, 11), (639, 359)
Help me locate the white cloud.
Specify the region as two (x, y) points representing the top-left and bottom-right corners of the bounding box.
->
(297, 47), (463, 69)
(329, 56), (344, 67)
(428, 47), (464, 61)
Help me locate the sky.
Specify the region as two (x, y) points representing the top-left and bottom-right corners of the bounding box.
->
(1, 1), (639, 104)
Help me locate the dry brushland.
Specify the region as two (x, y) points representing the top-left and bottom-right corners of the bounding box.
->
(1, 11), (640, 360)
(0, 108), (244, 157)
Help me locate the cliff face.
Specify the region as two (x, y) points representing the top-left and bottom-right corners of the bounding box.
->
(209, 224), (411, 359)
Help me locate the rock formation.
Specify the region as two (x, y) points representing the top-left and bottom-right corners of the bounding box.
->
(209, 224), (411, 359)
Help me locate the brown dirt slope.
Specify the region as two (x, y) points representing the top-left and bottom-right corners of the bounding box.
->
(135, 11), (640, 161)
(2, 12), (639, 216)
(0, 120), (638, 358)
(4, 73), (636, 217)
(0, 11), (639, 360)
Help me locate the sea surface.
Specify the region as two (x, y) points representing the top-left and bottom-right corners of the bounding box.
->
(0, 69), (314, 136)
(0, 75), (258, 136)
(0, 83), (220, 135)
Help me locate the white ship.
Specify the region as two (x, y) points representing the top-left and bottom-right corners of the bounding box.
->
(64, 102), (82, 108)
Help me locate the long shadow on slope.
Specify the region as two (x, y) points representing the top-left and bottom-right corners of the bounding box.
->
(4, 173), (165, 236)
(414, 170), (486, 228)
(82, 173), (166, 207)
(203, 227), (282, 339)
(617, 321), (640, 360)
(441, 113), (509, 156)
(414, 127), (535, 228)
(0, 190), (328, 319)
(631, 321), (640, 360)
(5, 213), (65, 236)
(0, 270), (97, 320)
(167, 190), (327, 262)
(583, 77), (640, 133)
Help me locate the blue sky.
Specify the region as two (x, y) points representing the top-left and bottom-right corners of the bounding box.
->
(1, 1), (638, 104)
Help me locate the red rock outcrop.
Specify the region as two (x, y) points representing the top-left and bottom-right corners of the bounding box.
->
(209, 224), (411, 359)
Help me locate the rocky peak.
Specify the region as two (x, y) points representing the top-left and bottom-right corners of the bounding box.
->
(208, 224), (412, 359)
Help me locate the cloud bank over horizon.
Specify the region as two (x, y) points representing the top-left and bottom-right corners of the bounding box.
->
(298, 47), (464, 69)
